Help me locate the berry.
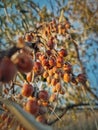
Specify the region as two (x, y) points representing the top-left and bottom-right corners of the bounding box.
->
(58, 49), (67, 57)
(36, 115), (47, 124)
(0, 57), (17, 83)
(56, 56), (63, 68)
(21, 83), (34, 97)
(38, 90), (49, 101)
(49, 94), (57, 102)
(25, 34), (32, 42)
(55, 82), (62, 92)
(16, 53), (33, 73)
(76, 74), (86, 84)
(33, 61), (42, 73)
(46, 76), (51, 84)
(63, 73), (71, 83)
(43, 71), (49, 79)
(63, 63), (72, 73)
(51, 78), (58, 86)
(49, 57), (56, 67)
(25, 100), (39, 116)
(26, 72), (32, 82)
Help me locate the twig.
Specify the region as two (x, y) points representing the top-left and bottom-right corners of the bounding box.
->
(0, 97), (52, 130)
(48, 103), (98, 125)
(0, 46), (20, 59)
(71, 38), (98, 100)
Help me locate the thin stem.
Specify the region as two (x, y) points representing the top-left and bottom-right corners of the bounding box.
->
(48, 102), (98, 125)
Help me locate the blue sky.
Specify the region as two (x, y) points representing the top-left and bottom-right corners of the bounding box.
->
(33, 0), (52, 9)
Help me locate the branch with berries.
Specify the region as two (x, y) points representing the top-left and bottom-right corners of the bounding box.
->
(0, 19), (98, 130)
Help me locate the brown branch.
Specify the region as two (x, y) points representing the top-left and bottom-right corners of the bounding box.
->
(71, 38), (98, 100)
(0, 46), (20, 59)
(0, 97), (52, 130)
(29, 1), (40, 13)
(48, 103), (98, 125)
(0, 39), (40, 59)
(71, 39), (85, 73)
(83, 83), (98, 100)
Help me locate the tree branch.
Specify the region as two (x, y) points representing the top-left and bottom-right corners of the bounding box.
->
(0, 46), (20, 59)
(71, 38), (98, 100)
(0, 97), (52, 130)
(48, 103), (98, 125)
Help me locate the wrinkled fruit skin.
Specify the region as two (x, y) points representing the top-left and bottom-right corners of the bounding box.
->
(38, 90), (49, 101)
(0, 57), (17, 83)
(16, 53), (33, 73)
(58, 49), (67, 57)
(77, 74), (86, 83)
(33, 61), (42, 73)
(21, 83), (34, 97)
(25, 99), (39, 116)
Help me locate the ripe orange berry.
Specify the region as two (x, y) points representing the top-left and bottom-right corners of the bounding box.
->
(46, 76), (51, 84)
(56, 56), (63, 63)
(51, 78), (58, 86)
(76, 74), (86, 84)
(56, 56), (63, 68)
(55, 82), (62, 92)
(36, 115), (47, 124)
(26, 72), (32, 82)
(21, 83), (34, 97)
(58, 24), (62, 34)
(40, 55), (47, 61)
(52, 66), (58, 73)
(0, 57), (17, 83)
(28, 96), (37, 101)
(25, 100), (39, 116)
(65, 23), (70, 29)
(42, 59), (49, 67)
(49, 58), (56, 67)
(43, 71), (49, 79)
(36, 52), (42, 59)
(33, 61), (42, 73)
(52, 86), (57, 93)
(54, 72), (59, 79)
(63, 63), (72, 73)
(63, 73), (71, 83)
(15, 53), (33, 73)
(42, 101), (49, 107)
(58, 49), (67, 57)
(25, 34), (32, 42)
(38, 90), (49, 101)
(48, 69), (54, 76)
(49, 94), (57, 102)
